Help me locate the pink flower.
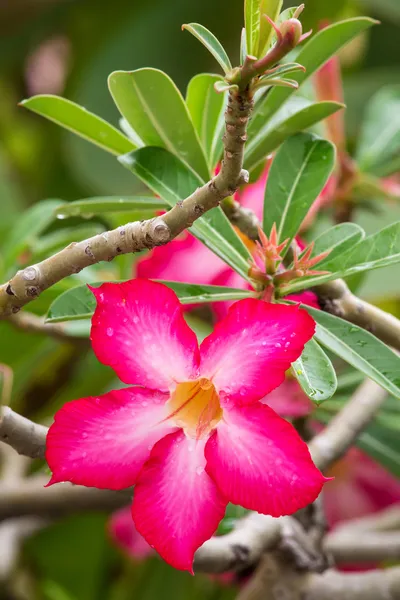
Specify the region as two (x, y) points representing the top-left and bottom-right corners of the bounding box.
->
(108, 507), (152, 560)
(324, 448), (400, 528)
(262, 377), (313, 418)
(46, 279), (327, 573)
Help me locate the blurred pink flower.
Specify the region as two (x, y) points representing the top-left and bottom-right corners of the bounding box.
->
(109, 506), (152, 560)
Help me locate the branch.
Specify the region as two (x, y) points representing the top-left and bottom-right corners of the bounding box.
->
(317, 279), (400, 352)
(0, 476), (130, 521)
(8, 311), (89, 342)
(0, 406), (48, 460)
(325, 531), (400, 564)
(220, 198), (400, 352)
(309, 378), (387, 472)
(303, 567), (400, 600)
(0, 90), (253, 318)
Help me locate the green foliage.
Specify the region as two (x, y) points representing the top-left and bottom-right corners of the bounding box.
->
(356, 86), (400, 175)
(263, 133), (335, 251)
(46, 282), (255, 323)
(305, 307), (400, 400)
(21, 96), (135, 156)
(182, 24), (233, 74)
(108, 69), (209, 180)
(119, 146), (254, 280)
(186, 74), (227, 170)
(292, 338), (337, 402)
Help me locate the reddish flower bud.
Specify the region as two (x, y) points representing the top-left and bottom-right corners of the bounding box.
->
(280, 18), (303, 47)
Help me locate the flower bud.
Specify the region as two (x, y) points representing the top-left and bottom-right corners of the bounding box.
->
(280, 18), (303, 48)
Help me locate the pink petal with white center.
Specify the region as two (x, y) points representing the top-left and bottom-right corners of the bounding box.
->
(46, 387), (176, 490)
(108, 507), (153, 560)
(205, 403), (327, 517)
(90, 279), (199, 390)
(262, 377), (313, 418)
(132, 430), (227, 573)
(199, 300), (315, 405)
(137, 231), (228, 286)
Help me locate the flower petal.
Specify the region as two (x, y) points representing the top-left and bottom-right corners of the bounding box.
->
(108, 507), (153, 560)
(262, 377), (313, 418)
(137, 232), (228, 285)
(90, 279), (199, 390)
(200, 300), (315, 404)
(46, 387), (176, 489)
(132, 431), (227, 573)
(205, 403), (327, 517)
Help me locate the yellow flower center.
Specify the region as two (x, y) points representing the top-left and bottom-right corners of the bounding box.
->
(166, 378), (222, 439)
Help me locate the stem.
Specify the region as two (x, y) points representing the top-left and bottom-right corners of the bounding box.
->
(0, 90), (253, 318)
(309, 378), (387, 472)
(317, 279), (400, 352)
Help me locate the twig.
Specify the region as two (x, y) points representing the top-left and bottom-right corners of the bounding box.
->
(303, 567), (400, 600)
(325, 531), (400, 564)
(332, 505), (400, 533)
(309, 378), (387, 471)
(0, 90), (252, 318)
(219, 197), (400, 352)
(0, 406), (48, 460)
(0, 476), (130, 521)
(317, 279), (400, 352)
(8, 311), (89, 342)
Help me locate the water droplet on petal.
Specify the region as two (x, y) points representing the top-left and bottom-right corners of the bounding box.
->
(196, 466), (204, 476)
(275, 342), (282, 348)
(133, 316), (139, 324)
(106, 327), (114, 337)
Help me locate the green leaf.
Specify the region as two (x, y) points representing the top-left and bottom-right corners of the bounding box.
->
(20, 95), (135, 156)
(3, 199), (63, 271)
(292, 338), (337, 403)
(240, 27), (248, 65)
(55, 196), (166, 219)
(31, 225), (105, 263)
(186, 74), (226, 170)
(249, 18), (377, 133)
(245, 101), (343, 172)
(263, 133), (335, 253)
(356, 86), (400, 174)
(283, 222), (400, 294)
(119, 147), (254, 280)
(260, 62), (306, 81)
(258, 0), (283, 56)
(305, 307), (400, 400)
(245, 0), (262, 57)
(182, 24), (232, 74)
(309, 223), (365, 267)
(108, 69), (209, 180)
(46, 281), (254, 323)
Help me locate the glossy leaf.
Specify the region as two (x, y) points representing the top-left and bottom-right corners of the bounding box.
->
(108, 69), (209, 180)
(263, 133), (335, 253)
(245, 0), (262, 57)
(186, 74), (226, 170)
(182, 23), (232, 74)
(20, 95), (135, 156)
(292, 338), (337, 403)
(249, 18), (377, 135)
(55, 196), (166, 219)
(245, 101), (343, 172)
(356, 86), (400, 174)
(240, 28), (247, 65)
(31, 225), (105, 263)
(309, 223), (365, 267)
(3, 200), (63, 272)
(260, 62), (306, 81)
(258, 0), (283, 56)
(46, 282), (254, 323)
(305, 306), (400, 400)
(119, 147), (253, 280)
(284, 222), (400, 294)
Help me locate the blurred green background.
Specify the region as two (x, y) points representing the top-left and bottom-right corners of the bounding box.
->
(1, 0), (400, 598)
